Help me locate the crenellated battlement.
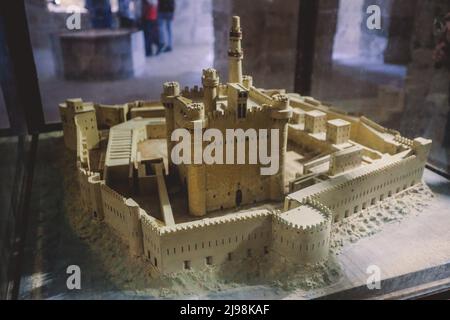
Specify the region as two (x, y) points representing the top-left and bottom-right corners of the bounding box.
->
(159, 210), (272, 235)
(273, 198), (331, 234)
(181, 85), (204, 99)
(394, 135), (414, 148)
(301, 197), (333, 220)
(272, 94), (290, 110)
(141, 211), (165, 235)
(205, 102), (270, 123)
(311, 155), (419, 199)
(163, 81), (181, 97)
(184, 103), (204, 121)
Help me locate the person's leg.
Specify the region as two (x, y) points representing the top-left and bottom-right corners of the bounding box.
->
(166, 17), (173, 51)
(103, 9), (113, 28)
(150, 21), (160, 55)
(143, 21), (152, 56)
(158, 16), (166, 51)
(91, 17), (99, 28)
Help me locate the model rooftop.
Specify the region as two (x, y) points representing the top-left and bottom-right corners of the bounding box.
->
(328, 119), (350, 127)
(280, 205), (326, 228)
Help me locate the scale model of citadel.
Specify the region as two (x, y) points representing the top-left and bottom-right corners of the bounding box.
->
(60, 17), (431, 275)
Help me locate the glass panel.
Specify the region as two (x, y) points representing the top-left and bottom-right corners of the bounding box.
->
(25, 0), (214, 123)
(0, 87), (9, 129)
(311, 0), (450, 174)
(0, 135), (31, 299)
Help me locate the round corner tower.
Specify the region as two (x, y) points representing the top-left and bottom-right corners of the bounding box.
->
(202, 68), (220, 115)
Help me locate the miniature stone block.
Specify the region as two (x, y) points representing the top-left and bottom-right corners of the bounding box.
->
(305, 110), (327, 134)
(291, 108), (306, 124)
(67, 98), (84, 112)
(329, 146), (363, 176)
(327, 119), (351, 145)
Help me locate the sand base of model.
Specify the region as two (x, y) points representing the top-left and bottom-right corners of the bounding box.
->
(56, 138), (435, 298)
(330, 184), (435, 255)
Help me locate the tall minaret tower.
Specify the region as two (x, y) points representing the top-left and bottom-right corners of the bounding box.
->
(228, 16), (243, 84)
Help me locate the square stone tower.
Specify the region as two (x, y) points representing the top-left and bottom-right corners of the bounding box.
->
(161, 17), (292, 217)
(59, 98), (99, 152)
(305, 110), (327, 134)
(327, 119), (351, 145)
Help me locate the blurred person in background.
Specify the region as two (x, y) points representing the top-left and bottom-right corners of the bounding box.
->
(142, 0), (160, 56)
(433, 11), (450, 150)
(85, 0), (113, 29)
(433, 12), (450, 71)
(158, 0), (175, 52)
(118, 0), (137, 28)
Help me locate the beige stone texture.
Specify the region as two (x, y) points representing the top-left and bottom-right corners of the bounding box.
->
(61, 17), (433, 275)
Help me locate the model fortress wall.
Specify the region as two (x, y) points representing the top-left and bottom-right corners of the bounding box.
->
(60, 16), (432, 275)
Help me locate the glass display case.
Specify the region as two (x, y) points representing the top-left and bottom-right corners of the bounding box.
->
(1, 0), (449, 301)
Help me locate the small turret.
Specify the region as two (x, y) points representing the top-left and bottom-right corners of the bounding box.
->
(272, 94), (290, 110)
(202, 68), (220, 115)
(66, 98), (84, 112)
(186, 103), (204, 121)
(242, 75), (253, 89)
(162, 81), (180, 99)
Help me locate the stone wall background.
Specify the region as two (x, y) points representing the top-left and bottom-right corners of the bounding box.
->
(18, 0), (450, 172)
(26, 0), (213, 49)
(383, 0), (417, 65)
(399, 0), (450, 171)
(311, 0), (339, 98)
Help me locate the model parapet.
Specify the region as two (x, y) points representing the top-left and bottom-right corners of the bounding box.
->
(60, 16), (432, 275)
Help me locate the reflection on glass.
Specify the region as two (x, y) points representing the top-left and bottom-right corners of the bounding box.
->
(25, 0), (214, 123)
(312, 0), (450, 173)
(0, 87), (9, 129)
